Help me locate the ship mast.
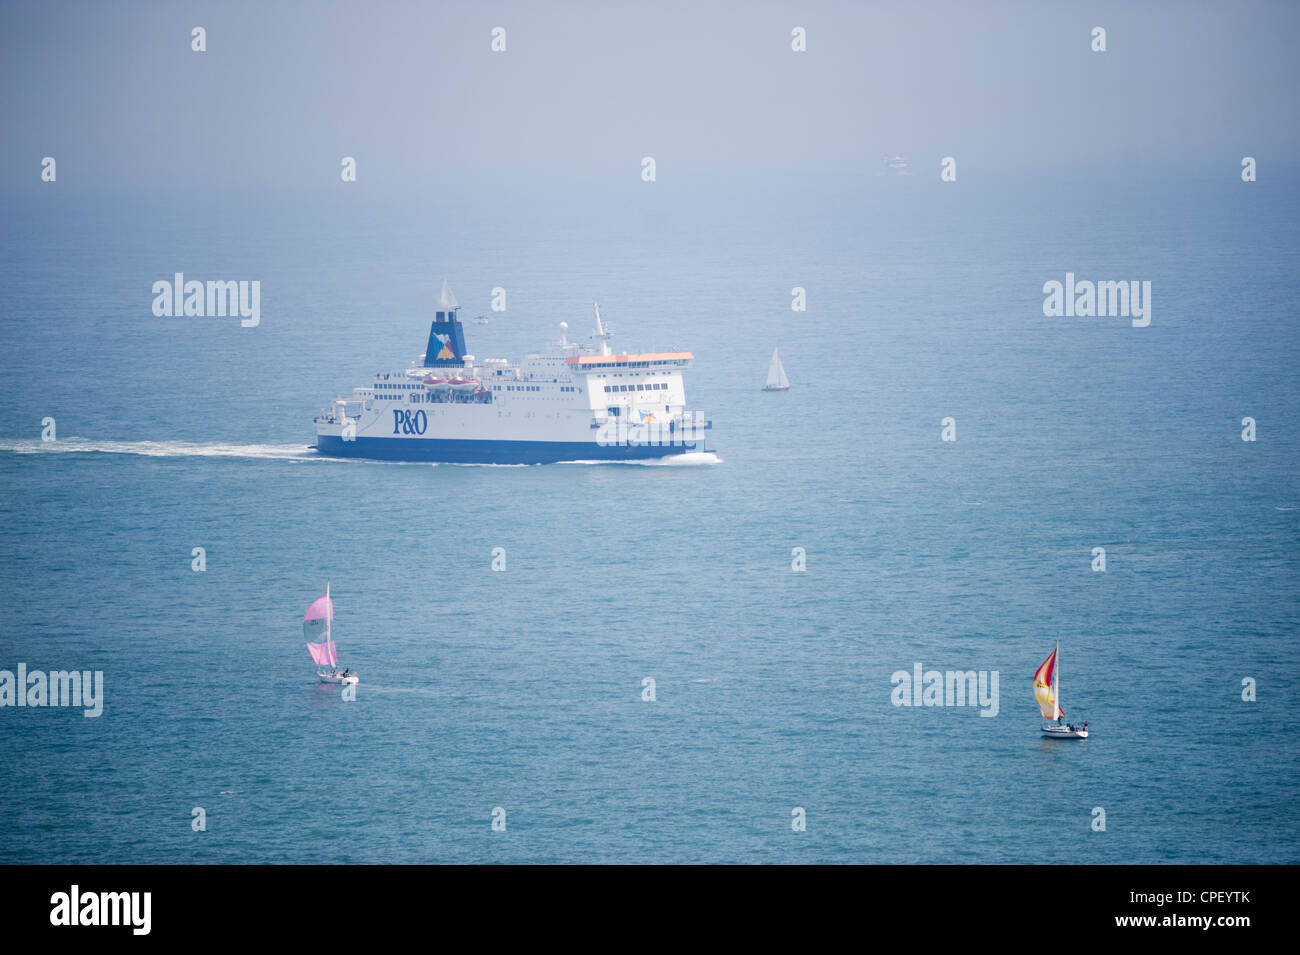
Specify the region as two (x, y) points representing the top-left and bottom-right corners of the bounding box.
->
(592, 302), (612, 356)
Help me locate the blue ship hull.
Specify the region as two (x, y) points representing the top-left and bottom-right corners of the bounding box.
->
(314, 435), (702, 464)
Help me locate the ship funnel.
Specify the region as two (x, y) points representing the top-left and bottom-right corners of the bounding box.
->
(425, 278), (467, 367)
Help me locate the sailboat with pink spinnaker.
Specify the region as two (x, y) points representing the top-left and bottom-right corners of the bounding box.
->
(304, 583), (358, 685)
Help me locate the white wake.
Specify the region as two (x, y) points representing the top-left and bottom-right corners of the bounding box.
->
(558, 451), (723, 467)
(0, 438), (331, 462)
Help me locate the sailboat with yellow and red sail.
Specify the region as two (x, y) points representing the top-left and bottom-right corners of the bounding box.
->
(1033, 643), (1087, 739)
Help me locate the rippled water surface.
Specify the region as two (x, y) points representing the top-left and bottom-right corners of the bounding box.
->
(1, 176), (1297, 862)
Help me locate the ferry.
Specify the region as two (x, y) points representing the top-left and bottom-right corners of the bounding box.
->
(313, 281), (713, 464)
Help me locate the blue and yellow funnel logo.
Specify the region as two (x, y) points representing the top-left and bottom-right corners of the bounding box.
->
(432, 334), (457, 361)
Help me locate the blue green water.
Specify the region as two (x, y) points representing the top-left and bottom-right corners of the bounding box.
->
(1, 172), (1297, 862)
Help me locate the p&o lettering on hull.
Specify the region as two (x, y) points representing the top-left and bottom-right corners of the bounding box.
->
(392, 409), (428, 435)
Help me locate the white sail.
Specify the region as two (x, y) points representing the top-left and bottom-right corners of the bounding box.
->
(438, 279), (457, 309)
(765, 348), (789, 389)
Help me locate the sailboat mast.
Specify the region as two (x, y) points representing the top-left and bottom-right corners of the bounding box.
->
(1054, 641), (1061, 720)
(326, 581), (334, 666)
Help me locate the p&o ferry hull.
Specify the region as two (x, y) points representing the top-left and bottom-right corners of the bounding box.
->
(314, 434), (702, 464)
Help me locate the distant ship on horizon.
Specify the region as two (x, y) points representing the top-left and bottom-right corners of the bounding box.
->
(313, 281), (714, 464)
(884, 154), (910, 176)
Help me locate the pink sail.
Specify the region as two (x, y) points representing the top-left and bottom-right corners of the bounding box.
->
(303, 595), (333, 623)
(307, 639), (337, 666)
(303, 592), (336, 666)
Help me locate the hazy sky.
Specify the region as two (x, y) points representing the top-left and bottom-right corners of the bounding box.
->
(3, 0), (1298, 193)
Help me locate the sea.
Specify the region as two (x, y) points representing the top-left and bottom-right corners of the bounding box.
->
(1, 168), (1297, 863)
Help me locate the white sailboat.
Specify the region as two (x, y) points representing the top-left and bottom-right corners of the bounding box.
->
(1034, 643), (1086, 738)
(304, 583), (358, 685)
(762, 347), (790, 391)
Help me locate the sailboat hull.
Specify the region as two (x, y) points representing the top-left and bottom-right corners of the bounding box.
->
(1042, 725), (1087, 739)
(761, 386), (790, 392)
(318, 671), (358, 685)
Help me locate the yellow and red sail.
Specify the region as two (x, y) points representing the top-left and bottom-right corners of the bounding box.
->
(1033, 647), (1064, 719)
